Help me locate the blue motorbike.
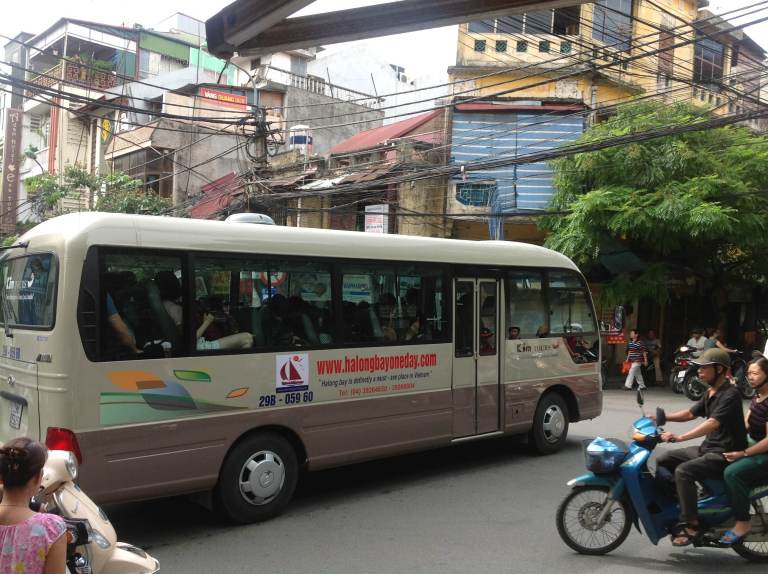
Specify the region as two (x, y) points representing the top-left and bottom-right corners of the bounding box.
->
(556, 392), (768, 562)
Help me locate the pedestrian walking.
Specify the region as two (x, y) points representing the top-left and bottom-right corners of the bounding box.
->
(646, 329), (663, 385)
(625, 329), (648, 390)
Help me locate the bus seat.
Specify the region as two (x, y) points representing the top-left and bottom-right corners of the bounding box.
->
(368, 307), (384, 339)
(301, 313), (320, 345)
(145, 280), (179, 350)
(251, 308), (266, 346)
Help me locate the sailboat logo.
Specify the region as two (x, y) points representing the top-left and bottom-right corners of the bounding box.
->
(276, 354), (309, 392)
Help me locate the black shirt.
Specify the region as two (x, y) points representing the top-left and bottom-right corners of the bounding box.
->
(748, 395), (768, 442)
(689, 381), (747, 453)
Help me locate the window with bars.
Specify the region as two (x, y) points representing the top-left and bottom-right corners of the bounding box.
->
(474, 39), (486, 53)
(496, 40), (508, 53)
(456, 182), (496, 206)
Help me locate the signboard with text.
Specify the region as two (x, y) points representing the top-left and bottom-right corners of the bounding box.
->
(199, 87), (247, 111)
(364, 204), (389, 234)
(1, 108), (23, 232)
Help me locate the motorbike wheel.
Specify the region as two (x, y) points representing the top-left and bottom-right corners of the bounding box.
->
(529, 392), (569, 455)
(670, 371), (683, 394)
(214, 432), (299, 524)
(556, 486), (632, 555)
(684, 374), (705, 401)
(732, 493), (768, 563)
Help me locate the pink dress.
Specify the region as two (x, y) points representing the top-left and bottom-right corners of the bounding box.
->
(0, 513), (66, 574)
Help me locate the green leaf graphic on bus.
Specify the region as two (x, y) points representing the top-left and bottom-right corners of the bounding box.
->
(174, 370), (212, 382)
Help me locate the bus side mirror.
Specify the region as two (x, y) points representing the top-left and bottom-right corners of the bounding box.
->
(614, 306), (626, 331)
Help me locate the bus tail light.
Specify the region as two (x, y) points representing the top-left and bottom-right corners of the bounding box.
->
(46, 427), (83, 465)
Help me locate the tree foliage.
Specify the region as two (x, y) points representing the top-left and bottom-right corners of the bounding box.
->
(24, 165), (172, 218)
(541, 101), (768, 304)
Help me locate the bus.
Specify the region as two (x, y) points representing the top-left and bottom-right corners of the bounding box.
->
(0, 212), (602, 523)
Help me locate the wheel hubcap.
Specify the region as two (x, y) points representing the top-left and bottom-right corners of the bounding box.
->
(577, 502), (605, 531)
(542, 405), (565, 443)
(238, 450), (285, 506)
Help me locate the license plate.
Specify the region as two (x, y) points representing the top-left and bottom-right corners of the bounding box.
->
(9, 401), (22, 430)
(677, 371), (685, 380)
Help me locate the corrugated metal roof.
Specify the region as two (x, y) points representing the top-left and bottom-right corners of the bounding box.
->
(329, 110), (441, 155)
(190, 172), (243, 219)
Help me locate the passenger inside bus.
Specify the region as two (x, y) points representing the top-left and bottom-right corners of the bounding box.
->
(106, 293), (141, 355)
(372, 293), (398, 342)
(196, 297), (253, 351)
(402, 288), (424, 341)
(155, 271), (183, 328)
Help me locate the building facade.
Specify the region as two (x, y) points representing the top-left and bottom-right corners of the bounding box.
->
(447, 0), (766, 240)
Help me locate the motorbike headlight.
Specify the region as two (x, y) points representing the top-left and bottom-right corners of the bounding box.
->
(64, 451), (78, 481)
(88, 527), (111, 549)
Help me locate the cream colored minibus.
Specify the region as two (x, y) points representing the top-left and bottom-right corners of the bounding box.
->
(0, 213), (602, 522)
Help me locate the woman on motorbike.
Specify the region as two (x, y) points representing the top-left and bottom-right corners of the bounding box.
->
(0, 437), (66, 574)
(720, 357), (768, 545)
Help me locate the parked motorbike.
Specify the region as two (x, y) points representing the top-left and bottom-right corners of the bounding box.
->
(556, 391), (768, 562)
(670, 345), (697, 394)
(27, 450), (160, 574)
(684, 350), (755, 401)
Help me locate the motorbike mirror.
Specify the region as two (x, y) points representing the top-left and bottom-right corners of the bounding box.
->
(636, 389), (644, 406)
(614, 306), (626, 331)
(656, 407), (666, 427)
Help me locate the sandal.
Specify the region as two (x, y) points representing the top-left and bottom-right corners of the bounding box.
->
(670, 522), (701, 547)
(718, 529), (746, 546)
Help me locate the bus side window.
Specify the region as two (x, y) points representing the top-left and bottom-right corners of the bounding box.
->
(98, 251), (186, 361)
(506, 271), (547, 339)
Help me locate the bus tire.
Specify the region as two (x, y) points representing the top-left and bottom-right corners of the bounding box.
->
(529, 393), (569, 455)
(214, 432), (298, 524)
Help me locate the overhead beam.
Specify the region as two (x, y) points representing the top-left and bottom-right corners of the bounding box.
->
(206, 0), (317, 59)
(206, 0), (591, 58)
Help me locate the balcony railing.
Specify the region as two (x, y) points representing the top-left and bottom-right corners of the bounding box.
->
(256, 65), (382, 109)
(28, 61), (118, 93)
(28, 64), (62, 90)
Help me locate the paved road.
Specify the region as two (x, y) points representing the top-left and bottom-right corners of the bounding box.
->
(107, 389), (762, 573)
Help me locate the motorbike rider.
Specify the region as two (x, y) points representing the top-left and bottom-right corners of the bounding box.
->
(652, 348), (748, 546)
(719, 357), (768, 545)
(686, 328), (707, 357)
(0, 437), (67, 574)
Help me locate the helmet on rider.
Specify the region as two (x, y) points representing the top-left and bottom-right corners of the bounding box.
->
(692, 348), (731, 369)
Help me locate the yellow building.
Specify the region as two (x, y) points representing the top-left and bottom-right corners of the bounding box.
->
(445, 1), (766, 241)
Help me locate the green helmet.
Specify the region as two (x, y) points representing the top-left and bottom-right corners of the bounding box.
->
(693, 348), (731, 369)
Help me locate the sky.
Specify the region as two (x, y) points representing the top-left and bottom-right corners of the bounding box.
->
(1, 0), (767, 79)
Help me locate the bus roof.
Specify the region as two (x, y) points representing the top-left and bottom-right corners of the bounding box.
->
(22, 212), (579, 271)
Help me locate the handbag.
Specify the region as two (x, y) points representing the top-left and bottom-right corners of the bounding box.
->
(621, 360), (632, 375)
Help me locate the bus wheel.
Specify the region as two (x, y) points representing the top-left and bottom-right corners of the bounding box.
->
(214, 432), (298, 523)
(529, 393), (569, 455)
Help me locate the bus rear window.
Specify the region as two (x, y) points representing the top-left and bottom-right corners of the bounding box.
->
(0, 254), (58, 329)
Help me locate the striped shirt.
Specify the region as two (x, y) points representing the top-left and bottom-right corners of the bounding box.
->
(747, 395), (768, 442)
(627, 340), (646, 363)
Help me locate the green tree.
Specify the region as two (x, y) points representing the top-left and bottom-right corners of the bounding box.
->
(541, 101), (768, 307)
(24, 165), (172, 218)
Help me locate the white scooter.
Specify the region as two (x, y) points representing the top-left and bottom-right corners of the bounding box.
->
(27, 450), (159, 574)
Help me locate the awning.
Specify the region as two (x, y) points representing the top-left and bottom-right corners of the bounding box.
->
(105, 125), (156, 158)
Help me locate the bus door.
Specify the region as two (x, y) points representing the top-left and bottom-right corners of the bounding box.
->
(452, 278), (500, 437)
